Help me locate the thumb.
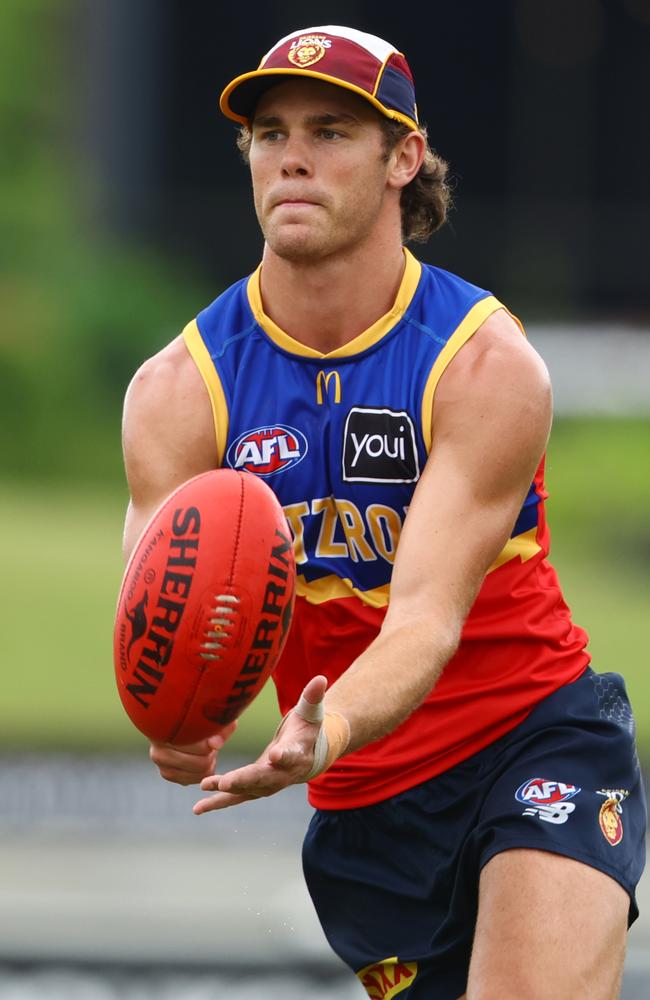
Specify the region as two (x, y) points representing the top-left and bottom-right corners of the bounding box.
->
(294, 675), (328, 723)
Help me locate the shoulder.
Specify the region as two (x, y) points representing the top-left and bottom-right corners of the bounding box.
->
(126, 335), (195, 401)
(411, 259), (496, 343)
(438, 308), (550, 404)
(417, 260), (491, 312)
(433, 308), (552, 461)
(124, 335), (202, 425)
(123, 334), (217, 506)
(196, 273), (255, 344)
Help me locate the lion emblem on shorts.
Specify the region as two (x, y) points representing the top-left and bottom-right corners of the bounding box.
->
(597, 788), (629, 846)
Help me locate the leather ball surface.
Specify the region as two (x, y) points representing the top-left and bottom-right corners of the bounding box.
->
(114, 469), (295, 744)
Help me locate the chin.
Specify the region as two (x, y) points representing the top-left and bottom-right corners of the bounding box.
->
(266, 228), (332, 263)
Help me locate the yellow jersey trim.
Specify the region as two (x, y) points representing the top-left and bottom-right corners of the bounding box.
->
(182, 320), (229, 466)
(296, 572), (390, 608)
(487, 527), (542, 573)
(420, 295), (504, 452)
(246, 249), (422, 359)
(295, 526), (540, 608)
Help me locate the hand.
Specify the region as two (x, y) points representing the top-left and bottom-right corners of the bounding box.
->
(149, 721), (238, 786)
(193, 675), (328, 815)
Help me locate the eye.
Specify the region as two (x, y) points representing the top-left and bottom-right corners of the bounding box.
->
(317, 128), (343, 140)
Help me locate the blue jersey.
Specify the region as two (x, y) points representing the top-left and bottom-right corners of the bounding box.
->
(183, 249), (589, 808)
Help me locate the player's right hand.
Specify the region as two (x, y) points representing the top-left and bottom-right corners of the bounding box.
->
(149, 721), (238, 786)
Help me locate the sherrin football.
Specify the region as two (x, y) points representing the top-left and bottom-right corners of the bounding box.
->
(114, 469), (295, 744)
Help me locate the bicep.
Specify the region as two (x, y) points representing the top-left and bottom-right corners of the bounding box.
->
(121, 337), (218, 561)
(385, 312), (552, 630)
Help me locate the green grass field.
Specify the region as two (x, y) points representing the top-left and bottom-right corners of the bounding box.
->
(1, 417), (648, 757)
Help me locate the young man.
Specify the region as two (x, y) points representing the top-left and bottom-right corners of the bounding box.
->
(122, 26), (645, 1000)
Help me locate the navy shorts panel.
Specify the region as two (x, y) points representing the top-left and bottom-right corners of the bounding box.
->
(302, 669), (647, 1000)
(474, 672), (646, 911)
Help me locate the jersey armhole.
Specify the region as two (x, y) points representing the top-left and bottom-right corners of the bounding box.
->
(420, 296), (520, 452)
(182, 319), (230, 466)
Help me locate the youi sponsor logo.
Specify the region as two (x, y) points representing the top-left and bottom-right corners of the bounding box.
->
(342, 407), (420, 484)
(226, 424), (307, 477)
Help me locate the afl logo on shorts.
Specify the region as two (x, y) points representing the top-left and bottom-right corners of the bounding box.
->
(515, 778), (581, 806)
(226, 424), (307, 478)
(516, 777), (581, 826)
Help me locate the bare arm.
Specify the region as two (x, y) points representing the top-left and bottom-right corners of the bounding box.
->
(122, 335), (217, 559)
(122, 335), (236, 781)
(195, 309), (552, 810)
(325, 309), (552, 749)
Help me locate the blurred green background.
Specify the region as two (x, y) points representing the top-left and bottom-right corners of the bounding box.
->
(1, 1), (649, 759)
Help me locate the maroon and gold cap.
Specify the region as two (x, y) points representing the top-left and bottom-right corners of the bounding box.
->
(220, 25), (419, 131)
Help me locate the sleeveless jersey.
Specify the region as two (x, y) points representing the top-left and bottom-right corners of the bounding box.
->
(183, 249), (590, 809)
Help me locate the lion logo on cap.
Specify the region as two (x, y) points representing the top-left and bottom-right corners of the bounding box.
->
(288, 35), (331, 68)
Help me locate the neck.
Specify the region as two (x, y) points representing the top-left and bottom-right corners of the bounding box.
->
(258, 238), (408, 354)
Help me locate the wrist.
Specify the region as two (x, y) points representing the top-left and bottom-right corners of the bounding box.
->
(305, 711), (351, 781)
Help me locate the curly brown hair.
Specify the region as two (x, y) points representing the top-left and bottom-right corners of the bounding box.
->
(379, 119), (451, 243)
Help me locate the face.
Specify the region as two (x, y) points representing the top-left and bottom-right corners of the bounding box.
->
(249, 79), (395, 263)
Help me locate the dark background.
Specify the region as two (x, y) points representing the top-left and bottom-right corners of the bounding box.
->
(80, 0), (650, 319)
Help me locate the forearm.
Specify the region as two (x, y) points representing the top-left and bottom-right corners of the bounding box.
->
(323, 617), (461, 755)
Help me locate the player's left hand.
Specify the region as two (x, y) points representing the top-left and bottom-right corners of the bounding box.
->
(193, 675), (328, 814)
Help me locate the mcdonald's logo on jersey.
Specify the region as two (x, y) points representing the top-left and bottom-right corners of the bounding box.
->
(316, 370), (341, 404)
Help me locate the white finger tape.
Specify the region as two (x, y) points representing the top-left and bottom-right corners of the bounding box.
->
(294, 693), (325, 725)
(304, 726), (329, 781)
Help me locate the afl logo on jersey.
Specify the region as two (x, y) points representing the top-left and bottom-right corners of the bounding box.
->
(226, 424), (308, 478)
(342, 408), (420, 484)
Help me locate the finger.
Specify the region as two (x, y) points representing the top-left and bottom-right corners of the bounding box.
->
(168, 736), (223, 755)
(150, 743), (214, 768)
(158, 766), (212, 786)
(149, 744), (215, 778)
(206, 720), (238, 750)
(200, 762), (272, 793)
(202, 762), (296, 799)
(193, 791), (255, 814)
(300, 674), (328, 707)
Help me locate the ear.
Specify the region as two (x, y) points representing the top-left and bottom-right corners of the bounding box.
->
(386, 131), (426, 190)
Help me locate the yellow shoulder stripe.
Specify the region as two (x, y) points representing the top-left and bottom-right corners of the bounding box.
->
(420, 295), (504, 452)
(182, 320), (229, 467)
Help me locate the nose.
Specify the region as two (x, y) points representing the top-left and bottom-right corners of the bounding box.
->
(280, 134), (312, 178)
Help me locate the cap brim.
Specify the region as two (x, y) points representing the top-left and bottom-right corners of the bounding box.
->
(219, 68), (419, 131)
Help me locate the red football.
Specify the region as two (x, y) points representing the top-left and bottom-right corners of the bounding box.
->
(113, 469), (295, 744)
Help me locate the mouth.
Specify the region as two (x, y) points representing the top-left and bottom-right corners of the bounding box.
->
(272, 196), (322, 210)
(275, 202), (318, 210)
